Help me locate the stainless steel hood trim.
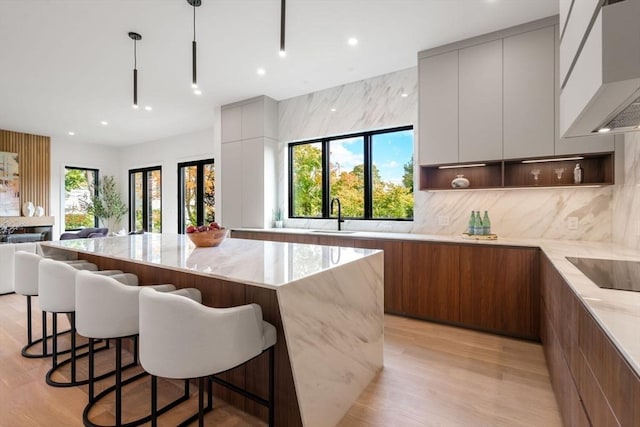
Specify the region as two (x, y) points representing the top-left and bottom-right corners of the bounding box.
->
(560, 0), (640, 137)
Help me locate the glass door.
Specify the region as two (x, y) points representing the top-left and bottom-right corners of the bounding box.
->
(178, 159), (215, 233)
(129, 166), (162, 232)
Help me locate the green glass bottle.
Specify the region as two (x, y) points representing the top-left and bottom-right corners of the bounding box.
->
(482, 211), (491, 235)
(473, 211), (483, 235)
(467, 211), (475, 234)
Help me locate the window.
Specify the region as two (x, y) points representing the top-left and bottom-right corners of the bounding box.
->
(178, 159), (215, 233)
(289, 126), (413, 220)
(64, 167), (98, 231)
(129, 166), (162, 233)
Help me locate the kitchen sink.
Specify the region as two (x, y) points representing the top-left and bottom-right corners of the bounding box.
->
(309, 230), (356, 235)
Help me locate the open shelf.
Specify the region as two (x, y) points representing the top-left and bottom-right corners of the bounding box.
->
(419, 152), (614, 191)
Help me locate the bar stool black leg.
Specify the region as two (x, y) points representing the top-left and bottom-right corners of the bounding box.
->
(116, 338), (122, 426)
(88, 338), (95, 404)
(198, 377), (205, 427)
(269, 346), (275, 427)
(51, 313), (58, 368)
(41, 311), (48, 355)
(26, 296), (33, 345)
(151, 375), (158, 427)
(70, 312), (76, 383)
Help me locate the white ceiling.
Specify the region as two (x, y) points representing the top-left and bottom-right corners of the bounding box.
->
(0, 0), (558, 146)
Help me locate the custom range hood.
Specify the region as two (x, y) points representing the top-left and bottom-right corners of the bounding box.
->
(560, 0), (640, 137)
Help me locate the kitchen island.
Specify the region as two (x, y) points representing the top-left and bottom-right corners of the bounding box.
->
(41, 233), (384, 427)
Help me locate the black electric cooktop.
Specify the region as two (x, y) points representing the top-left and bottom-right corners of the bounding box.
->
(566, 257), (640, 292)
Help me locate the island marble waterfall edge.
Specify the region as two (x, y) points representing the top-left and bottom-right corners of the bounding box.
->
(275, 252), (384, 427)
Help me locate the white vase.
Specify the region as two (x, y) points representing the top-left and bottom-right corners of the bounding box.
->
(35, 206), (44, 217)
(22, 201), (35, 217)
(451, 174), (470, 188)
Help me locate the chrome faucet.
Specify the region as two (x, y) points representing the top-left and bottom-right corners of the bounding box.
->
(330, 197), (344, 231)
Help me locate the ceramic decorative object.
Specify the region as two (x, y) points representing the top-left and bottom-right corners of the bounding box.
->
(34, 206), (44, 216)
(22, 201), (35, 217)
(451, 174), (470, 188)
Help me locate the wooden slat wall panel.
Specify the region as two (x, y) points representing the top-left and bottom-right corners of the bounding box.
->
(0, 129), (50, 214)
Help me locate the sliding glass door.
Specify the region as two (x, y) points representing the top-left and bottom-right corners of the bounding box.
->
(178, 159), (215, 233)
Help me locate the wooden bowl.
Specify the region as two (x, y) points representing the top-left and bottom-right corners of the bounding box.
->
(186, 228), (227, 247)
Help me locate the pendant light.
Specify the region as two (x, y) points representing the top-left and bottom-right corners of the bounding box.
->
(187, 0), (202, 90)
(128, 32), (142, 108)
(279, 0), (286, 57)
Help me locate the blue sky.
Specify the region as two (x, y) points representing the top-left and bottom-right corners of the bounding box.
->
(329, 130), (413, 185)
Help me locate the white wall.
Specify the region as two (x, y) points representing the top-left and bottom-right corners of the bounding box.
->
(50, 138), (120, 239)
(117, 118), (219, 234)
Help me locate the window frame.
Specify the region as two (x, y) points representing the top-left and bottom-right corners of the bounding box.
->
(64, 166), (99, 231)
(177, 158), (215, 233)
(288, 125), (414, 221)
(128, 165), (162, 233)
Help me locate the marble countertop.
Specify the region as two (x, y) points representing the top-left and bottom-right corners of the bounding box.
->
(40, 233), (380, 290)
(233, 227), (541, 247)
(234, 227), (640, 376)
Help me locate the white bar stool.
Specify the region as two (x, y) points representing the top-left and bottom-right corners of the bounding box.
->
(14, 251), (96, 358)
(76, 270), (194, 427)
(38, 258), (133, 387)
(139, 287), (277, 427)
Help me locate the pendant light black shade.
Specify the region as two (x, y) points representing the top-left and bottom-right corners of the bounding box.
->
(129, 32), (142, 107)
(187, 0), (201, 88)
(280, 0), (286, 56)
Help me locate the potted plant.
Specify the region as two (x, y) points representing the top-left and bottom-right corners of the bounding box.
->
(84, 176), (127, 233)
(274, 208), (284, 228)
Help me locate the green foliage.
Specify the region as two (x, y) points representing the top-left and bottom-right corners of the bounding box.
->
(402, 155), (414, 193)
(65, 169), (88, 191)
(292, 145), (414, 219)
(65, 213), (94, 229)
(84, 176), (127, 228)
(292, 144), (323, 217)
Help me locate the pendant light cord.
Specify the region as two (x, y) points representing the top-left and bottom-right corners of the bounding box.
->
(133, 39), (137, 69)
(193, 2), (196, 42)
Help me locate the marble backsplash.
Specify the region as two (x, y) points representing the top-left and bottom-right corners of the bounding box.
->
(613, 132), (640, 249)
(277, 67), (615, 242)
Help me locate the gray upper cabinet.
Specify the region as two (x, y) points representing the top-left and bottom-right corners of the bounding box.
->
(459, 40), (503, 163)
(221, 106), (242, 143)
(418, 51), (459, 165)
(503, 26), (555, 159)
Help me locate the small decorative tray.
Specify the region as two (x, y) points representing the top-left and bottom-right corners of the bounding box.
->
(461, 233), (498, 240)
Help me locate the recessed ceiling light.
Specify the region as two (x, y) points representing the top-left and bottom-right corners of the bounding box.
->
(144, 106), (152, 111)
(68, 131), (75, 136)
(279, 50), (286, 58)
(194, 89), (202, 95)
(257, 68), (266, 76)
(401, 93), (408, 98)
(100, 121), (108, 126)
(330, 108), (337, 112)
(598, 127), (611, 133)
(348, 37), (358, 46)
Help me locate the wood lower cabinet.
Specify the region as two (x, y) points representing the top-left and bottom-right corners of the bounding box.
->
(541, 254), (640, 427)
(459, 245), (540, 339)
(402, 242), (460, 322)
(232, 231), (541, 337)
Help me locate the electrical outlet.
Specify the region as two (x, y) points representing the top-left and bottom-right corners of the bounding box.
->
(437, 215), (450, 226)
(567, 217), (578, 230)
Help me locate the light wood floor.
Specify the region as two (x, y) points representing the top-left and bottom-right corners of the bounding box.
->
(0, 293), (562, 426)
